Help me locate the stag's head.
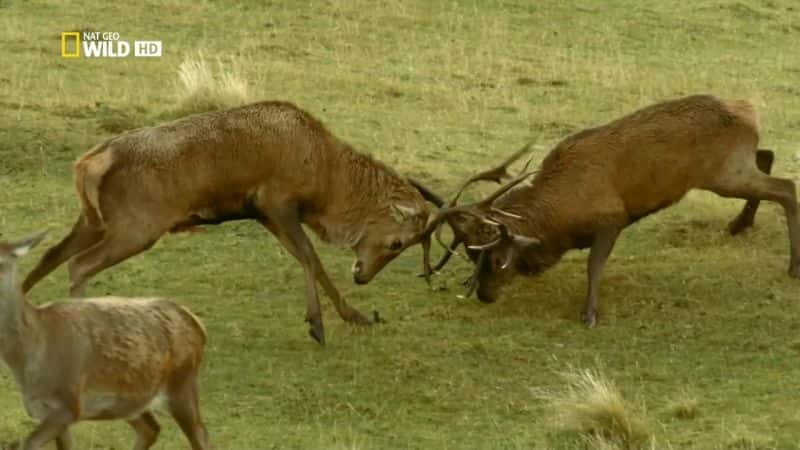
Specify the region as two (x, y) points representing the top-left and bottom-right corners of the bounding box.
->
(458, 216), (545, 303)
(419, 142), (545, 301)
(351, 202), (428, 284)
(351, 179), (443, 285)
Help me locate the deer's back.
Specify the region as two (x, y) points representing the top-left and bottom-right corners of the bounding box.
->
(95, 101), (337, 211)
(538, 95), (758, 220)
(34, 297), (205, 395)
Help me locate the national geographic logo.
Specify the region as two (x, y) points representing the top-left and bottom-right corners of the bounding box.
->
(61, 31), (162, 58)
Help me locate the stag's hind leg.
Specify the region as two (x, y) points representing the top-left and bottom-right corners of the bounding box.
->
(67, 222), (163, 297)
(128, 412), (160, 450)
(54, 429), (72, 450)
(728, 149), (775, 235)
(706, 150), (800, 277)
(22, 215), (104, 293)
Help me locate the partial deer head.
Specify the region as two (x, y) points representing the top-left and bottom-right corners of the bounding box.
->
(417, 144), (544, 300)
(349, 177), (444, 285)
(0, 231), (48, 292)
(418, 142), (536, 279)
(351, 201), (431, 285)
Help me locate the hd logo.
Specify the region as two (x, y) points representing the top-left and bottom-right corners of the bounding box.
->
(61, 32), (162, 58)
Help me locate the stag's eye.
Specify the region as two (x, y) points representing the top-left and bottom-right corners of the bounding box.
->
(389, 239), (403, 251)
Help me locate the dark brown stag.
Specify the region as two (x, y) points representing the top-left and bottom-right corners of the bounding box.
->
(424, 94), (799, 327)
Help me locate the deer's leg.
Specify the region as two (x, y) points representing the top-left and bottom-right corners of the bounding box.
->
(54, 428), (73, 450)
(22, 215), (104, 293)
(67, 226), (161, 297)
(706, 153), (800, 277)
(583, 227), (621, 328)
(728, 149), (775, 235)
(128, 412), (160, 450)
(258, 212), (324, 343)
(167, 373), (209, 450)
(260, 217), (372, 340)
(22, 410), (74, 450)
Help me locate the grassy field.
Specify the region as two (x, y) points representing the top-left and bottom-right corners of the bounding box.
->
(2, 0), (800, 448)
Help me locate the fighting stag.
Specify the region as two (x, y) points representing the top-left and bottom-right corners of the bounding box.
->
(22, 101), (442, 344)
(423, 94), (799, 327)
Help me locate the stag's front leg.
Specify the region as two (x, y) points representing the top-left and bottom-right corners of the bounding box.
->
(264, 212), (372, 345)
(261, 218), (373, 327)
(583, 227), (620, 328)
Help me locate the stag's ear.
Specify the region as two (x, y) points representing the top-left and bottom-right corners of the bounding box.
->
(407, 178), (444, 207)
(10, 230), (48, 258)
(390, 204), (421, 223)
(510, 234), (540, 250)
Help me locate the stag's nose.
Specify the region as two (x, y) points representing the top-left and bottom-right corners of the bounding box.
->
(352, 260), (367, 284)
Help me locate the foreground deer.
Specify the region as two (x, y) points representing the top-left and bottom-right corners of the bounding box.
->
(22, 101), (442, 344)
(1, 231), (209, 450)
(424, 94), (799, 326)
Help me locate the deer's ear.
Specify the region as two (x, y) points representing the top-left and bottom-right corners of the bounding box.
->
(10, 230), (48, 258)
(390, 204), (421, 223)
(510, 234), (540, 250)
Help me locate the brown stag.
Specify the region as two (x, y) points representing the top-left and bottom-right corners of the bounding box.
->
(424, 94), (799, 327)
(22, 101), (442, 344)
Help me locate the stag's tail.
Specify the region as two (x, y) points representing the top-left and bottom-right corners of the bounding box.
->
(74, 143), (114, 228)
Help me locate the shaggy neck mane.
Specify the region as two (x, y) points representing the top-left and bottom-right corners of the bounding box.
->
(493, 172), (563, 243)
(323, 143), (417, 246)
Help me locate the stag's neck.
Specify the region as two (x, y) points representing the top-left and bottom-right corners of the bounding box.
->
(0, 275), (39, 375)
(496, 182), (555, 238)
(499, 170), (609, 255)
(318, 145), (409, 246)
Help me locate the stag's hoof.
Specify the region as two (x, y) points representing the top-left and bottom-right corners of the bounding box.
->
(727, 217), (753, 236)
(581, 309), (597, 328)
(789, 262), (800, 278)
(476, 290), (496, 304)
(416, 271), (434, 287)
(307, 316), (325, 345)
(345, 308), (374, 326)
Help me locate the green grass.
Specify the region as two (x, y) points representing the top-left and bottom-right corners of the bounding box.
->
(2, 0), (800, 448)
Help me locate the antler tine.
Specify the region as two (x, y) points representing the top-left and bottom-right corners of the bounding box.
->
(416, 203), (478, 280)
(465, 218), (512, 252)
(420, 234), (432, 285)
(448, 140), (536, 206)
(408, 178), (445, 207)
(463, 250), (486, 298)
(477, 171), (535, 208)
(432, 235), (462, 270)
(418, 170), (530, 250)
(519, 151), (536, 174)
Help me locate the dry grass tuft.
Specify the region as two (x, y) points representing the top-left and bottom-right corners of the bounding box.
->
(537, 367), (650, 449)
(172, 53), (251, 117)
(665, 389), (699, 420)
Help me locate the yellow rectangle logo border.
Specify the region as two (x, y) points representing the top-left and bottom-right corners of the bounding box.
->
(61, 32), (80, 58)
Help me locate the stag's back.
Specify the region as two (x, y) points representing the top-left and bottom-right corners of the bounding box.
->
(86, 101), (339, 217)
(532, 95), (759, 220)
